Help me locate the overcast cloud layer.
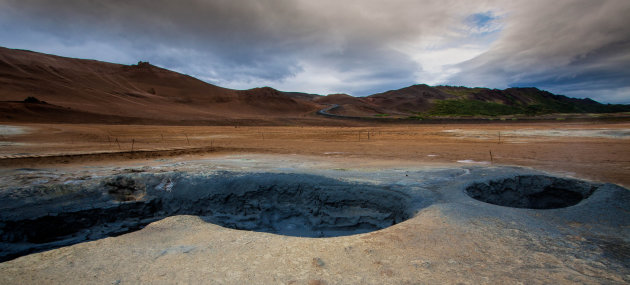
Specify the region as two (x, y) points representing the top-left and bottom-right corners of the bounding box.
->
(1, 0), (628, 103)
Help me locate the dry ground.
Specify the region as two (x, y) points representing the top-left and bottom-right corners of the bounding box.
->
(1, 121), (630, 284)
(1, 121), (629, 187)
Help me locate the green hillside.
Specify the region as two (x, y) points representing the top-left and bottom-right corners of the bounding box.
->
(428, 86), (630, 116)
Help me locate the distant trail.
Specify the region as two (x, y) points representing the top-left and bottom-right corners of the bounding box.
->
(316, 104), (362, 120)
(316, 104), (339, 116)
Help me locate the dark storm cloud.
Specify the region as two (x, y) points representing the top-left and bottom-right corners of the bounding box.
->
(1, 0), (317, 78)
(0, 0), (628, 102)
(0, 0), (471, 93)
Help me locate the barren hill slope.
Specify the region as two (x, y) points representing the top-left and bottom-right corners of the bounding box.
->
(2, 47), (627, 124)
(313, 93), (386, 117)
(0, 47), (320, 124)
(366, 84), (455, 115)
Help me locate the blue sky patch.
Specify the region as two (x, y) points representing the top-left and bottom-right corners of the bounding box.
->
(466, 12), (501, 35)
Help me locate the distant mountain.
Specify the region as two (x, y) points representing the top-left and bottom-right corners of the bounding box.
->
(312, 94), (385, 117)
(282, 91), (322, 101)
(0, 47), (321, 124)
(431, 86), (630, 116)
(1, 47), (627, 124)
(366, 84), (452, 114)
(320, 84), (630, 118)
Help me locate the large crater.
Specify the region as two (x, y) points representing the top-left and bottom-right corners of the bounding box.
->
(465, 175), (598, 209)
(0, 173), (412, 261)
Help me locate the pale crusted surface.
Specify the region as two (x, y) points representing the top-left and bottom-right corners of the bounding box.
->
(0, 155), (628, 284)
(1, 208), (625, 284)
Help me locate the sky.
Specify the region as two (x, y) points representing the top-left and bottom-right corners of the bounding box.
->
(1, 0), (629, 104)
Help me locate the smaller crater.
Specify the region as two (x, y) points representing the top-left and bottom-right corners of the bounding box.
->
(465, 175), (598, 209)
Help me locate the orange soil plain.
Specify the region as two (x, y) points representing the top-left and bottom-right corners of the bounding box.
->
(1, 121), (629, 187)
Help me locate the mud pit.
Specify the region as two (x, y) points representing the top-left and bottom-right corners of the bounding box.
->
(465, 175), (598, 209)
(0, 173), (412, 261)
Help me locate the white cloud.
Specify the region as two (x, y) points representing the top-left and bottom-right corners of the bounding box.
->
(395, 44), (491, 85)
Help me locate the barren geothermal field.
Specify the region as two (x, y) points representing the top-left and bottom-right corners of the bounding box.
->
(1, 42), (630, 284)
(1, 121), (629, 284)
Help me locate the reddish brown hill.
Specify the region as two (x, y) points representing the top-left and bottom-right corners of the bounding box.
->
(236, 87), (315, 114)
(318, 84), (628, 118)
(3, 47), (622, 124)
(313, 94), (358, 105)
(0, 47), (321, 124)
(365, 84), (455, 114)
(314, 94), (385, 117)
